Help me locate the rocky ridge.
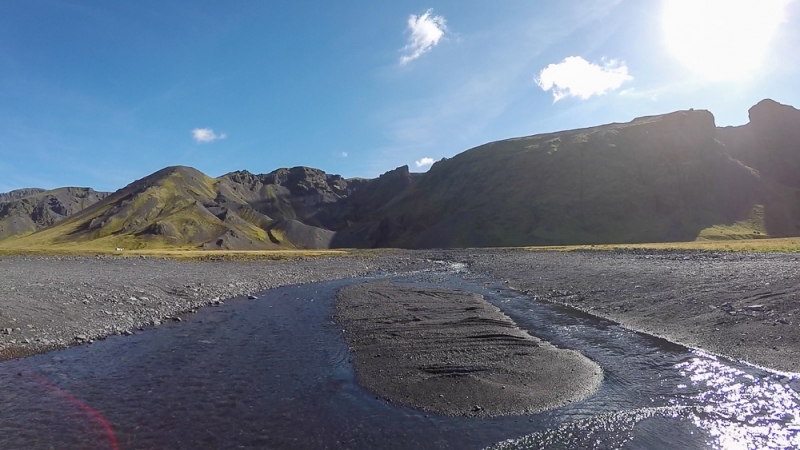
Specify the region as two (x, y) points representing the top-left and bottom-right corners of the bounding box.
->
(0, 187), (110, 241)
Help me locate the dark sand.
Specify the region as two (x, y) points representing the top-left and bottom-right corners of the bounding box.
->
(335, 281), (603, 417)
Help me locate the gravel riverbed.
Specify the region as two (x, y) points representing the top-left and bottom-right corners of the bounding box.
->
(0, 252), (440, 360)
(2, 249), (799, 375)
(464, 249), (800, 374)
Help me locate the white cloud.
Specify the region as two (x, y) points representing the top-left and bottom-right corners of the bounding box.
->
(535, 56), (633, 102)
(415, 157), (435, 168)
(341, 152), (348, 157)
(192, 128), (227, 143)
(400, 9), (447, 65)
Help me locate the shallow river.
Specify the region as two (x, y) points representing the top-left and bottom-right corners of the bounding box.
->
(1, 268), (798, 449)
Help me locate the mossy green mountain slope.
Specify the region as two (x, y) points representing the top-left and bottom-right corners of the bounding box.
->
(1, 166), (280, 250)
(0, 166), (365, 251)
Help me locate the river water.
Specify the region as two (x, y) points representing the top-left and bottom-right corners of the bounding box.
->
(0, 268), (798, 449)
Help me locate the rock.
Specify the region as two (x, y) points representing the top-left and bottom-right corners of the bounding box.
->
(248, 295), (258, 300)
(75, 334), (88, 341)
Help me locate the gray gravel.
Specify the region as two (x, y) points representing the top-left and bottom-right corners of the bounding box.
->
(462, 249), (800, 374)
(0, 253), (440, 360)
(3, 249), (799, 375)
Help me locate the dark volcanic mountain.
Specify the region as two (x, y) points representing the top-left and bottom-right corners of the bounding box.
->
(2, 99), (799, 250)
(718, 99), (800, 189)
(0, 187), (110, 241)
(341, 109), (773, 248)
(335, 99), (800, 247)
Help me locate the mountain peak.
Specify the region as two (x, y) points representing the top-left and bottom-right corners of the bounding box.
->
(748, 98), (800, 128)
(0, 188), (46, 203)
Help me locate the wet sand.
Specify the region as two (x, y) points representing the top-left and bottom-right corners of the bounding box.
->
(335, 281), (602, 417)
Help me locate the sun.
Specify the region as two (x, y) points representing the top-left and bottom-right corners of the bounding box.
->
(662, 0), (791, 81)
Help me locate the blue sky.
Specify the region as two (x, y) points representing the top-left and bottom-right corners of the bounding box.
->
(1, 0), (798, 192)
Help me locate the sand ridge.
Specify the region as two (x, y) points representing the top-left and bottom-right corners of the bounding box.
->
(335, 281), (602, 417)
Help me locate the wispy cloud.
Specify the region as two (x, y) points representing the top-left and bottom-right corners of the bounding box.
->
(415, 157), (435, 168)
(341, 152), (348, 158)
(192, 128), (227, 143)
(400, 9), (447, 65)
(535, 56), (632, 102)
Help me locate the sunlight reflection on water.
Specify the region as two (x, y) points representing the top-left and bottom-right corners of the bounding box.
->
(487, 354), (800, 450)
(676, 357), (800, 450)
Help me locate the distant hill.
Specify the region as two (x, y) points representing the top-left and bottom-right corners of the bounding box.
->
(0, 188), (46, 203)
(0, 187), (110, 241)
(0, 166), (369, 250)
(1, 99), (799, 250)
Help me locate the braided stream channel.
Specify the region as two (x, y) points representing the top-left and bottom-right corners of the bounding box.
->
(1, 268), (798, 449)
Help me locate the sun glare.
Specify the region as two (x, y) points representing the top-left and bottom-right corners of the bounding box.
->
(662, 0), (792, 81)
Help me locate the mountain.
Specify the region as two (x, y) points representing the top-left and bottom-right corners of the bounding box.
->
(718, 99), (800, 189)
(1, 99), (799, 250)
(0, 166), (368, 250)
(0, 187), (110, 241)
(0, 188), (46, 203)
(336, 100), (800, 248)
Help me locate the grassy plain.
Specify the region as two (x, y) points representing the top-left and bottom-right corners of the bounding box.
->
(0, 244), (353, 261)
(528, 236), (800, 252)
(2, 236), (800, 261)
